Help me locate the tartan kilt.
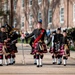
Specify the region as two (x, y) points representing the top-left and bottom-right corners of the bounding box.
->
(49, 43), (60, 54)
(58, 45), (70, 56)
(10, 44), (18, 53)
(53, 43), (60, 54)
(0, 43), (4, 54)
(33, 42), (47, 54)
(57, 45), (64, 56)
(6, 42), (12, 53)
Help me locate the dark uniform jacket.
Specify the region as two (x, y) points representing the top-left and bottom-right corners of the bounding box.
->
(26, 28), (46, 42)
(53, 33), (63, 51)
(61, 36), (69, 45)
(54, 33), (63, 44)
(0, 32), (7, 43)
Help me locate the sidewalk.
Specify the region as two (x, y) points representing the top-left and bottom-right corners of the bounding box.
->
(70, 51), (75, 59)
(16, 43), (30, 47)
(0, 43), (75, 75)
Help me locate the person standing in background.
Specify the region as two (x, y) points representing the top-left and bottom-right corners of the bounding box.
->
(25, 31), (29, 43)
(46, 28), (51, 41)
(21, 32), (25, 43)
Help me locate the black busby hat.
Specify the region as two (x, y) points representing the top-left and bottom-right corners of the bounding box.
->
(63, 30), (67, 32)
(53, 30), (56, 33)
(57, 27), (61, 31)
(1, 26), (5, 28)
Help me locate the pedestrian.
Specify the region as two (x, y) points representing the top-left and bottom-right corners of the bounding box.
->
(21, 32), (25, 43)
(46, 27), (50, 41)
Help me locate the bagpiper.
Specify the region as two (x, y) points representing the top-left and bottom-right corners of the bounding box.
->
(26, 20), (47, 67)
(60, 30), (70, 66)
(10, 31), (19, 65)
(0, 26), (11, 66)
(53, 28), (63, 65)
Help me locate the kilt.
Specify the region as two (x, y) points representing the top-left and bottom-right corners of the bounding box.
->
(0, 43), (3, 54)
(58, 45), (70, 56)
(10, 44), (18, 53)
(49, 43), (60, 54)
(6, 42), (12, 53)
(33, 42), (47, 54)
(58, 45), (64, 56)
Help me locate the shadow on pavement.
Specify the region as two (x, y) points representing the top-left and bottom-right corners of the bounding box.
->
(13, 63), (75, 67)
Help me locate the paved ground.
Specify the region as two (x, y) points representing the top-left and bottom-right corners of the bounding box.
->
(0, 43), (75, 75)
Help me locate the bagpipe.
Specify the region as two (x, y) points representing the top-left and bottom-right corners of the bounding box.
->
(4, 23), (20, 41)
(3, 23), (21, 54)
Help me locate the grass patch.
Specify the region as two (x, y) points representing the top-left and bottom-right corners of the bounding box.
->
(69, 46), (75, 51)
(18, 38), (31, 44)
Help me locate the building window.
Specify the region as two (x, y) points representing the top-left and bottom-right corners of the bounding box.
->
(3, 4), (7, 11)
(48, 0), (50, 3)
(29, 13), (33, 27)
(29, 0), (32, 6)
(21, 16), (25, 27)
(13, 0), (17, 11)
(13, 18), (17, 27)
(48, 0), (50, 2)
(48, 9), (52, 24)
(38, 11), (42, 21)
(48, 0), (52, 3)
(60, 7), (64, 24)
(21, 0), (24, 7)
(38, 0), (42, 4)
(73, 3), (75, 22)
(21, 22), (24, 27)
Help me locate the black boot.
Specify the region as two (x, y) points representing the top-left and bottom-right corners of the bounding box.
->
(0, 64), (3, 66)
(37, 65), (39, 67)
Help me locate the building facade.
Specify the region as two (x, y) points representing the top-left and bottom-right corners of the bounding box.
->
(2, 0), (75, 32)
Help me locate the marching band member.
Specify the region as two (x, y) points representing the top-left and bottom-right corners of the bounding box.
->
(5, 24), (20, 65)
(10, 31), (19, 65)
(26, 20), (47, 67)
(0, 26), (7, 66)
(61, 30), (70, 66)
(53, 28), (63, 65)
